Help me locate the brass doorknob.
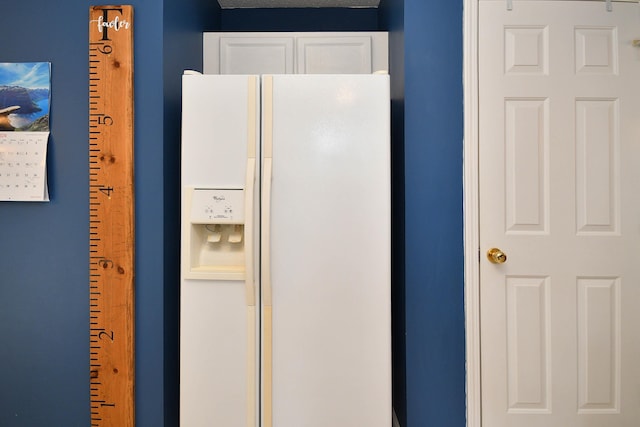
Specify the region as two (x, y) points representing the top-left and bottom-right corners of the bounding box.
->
(487, 248), (507, 264)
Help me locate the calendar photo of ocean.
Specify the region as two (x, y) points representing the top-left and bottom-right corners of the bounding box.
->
(0, 62), (51, 132)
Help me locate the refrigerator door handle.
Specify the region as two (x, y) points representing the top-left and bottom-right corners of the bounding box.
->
(244, 158), (256, 306)
(244, 156), (257, 427)
(261, 158), (273, 427)
(261, 157), (273, 427)
(261, 75), (274, 427)
(261, 157), (273, 307)
(245, 75), (258, 427)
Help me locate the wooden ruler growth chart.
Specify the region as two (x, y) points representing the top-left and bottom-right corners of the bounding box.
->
(88, 5), (135, 427)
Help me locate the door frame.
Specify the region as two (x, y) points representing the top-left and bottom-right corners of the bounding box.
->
(462, 1), (638, 426)
(462, 0), (481, 425)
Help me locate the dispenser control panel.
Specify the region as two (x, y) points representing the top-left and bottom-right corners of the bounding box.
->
(190, 189), (244, 224)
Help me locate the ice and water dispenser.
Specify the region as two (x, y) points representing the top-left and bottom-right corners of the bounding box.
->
(184, 187), (246, 280)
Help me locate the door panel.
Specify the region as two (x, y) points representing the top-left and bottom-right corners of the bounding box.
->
(479, 2), (640, 426)
(296, 36), (372, 74)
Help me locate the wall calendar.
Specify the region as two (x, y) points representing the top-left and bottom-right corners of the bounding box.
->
(0, 132), (48, 201)
(0, 62), (50, 201)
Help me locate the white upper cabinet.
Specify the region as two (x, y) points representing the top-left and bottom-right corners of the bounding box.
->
(203, 32), (388, 75)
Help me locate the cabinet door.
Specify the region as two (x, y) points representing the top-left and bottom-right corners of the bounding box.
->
(218, 36), (295, 75)
(296, 35), (372, 74)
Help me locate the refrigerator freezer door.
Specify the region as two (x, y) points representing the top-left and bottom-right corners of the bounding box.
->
(263, 74), (391, 427)
(181, 74), (260, 427)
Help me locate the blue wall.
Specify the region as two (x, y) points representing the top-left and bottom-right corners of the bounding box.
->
(381, 1), (466, 425)
(1, 2), (94, 425)
(0, 1), (465, 426)
(0, 1), (213, 426)
(220, 8), (378, 31)
(403, 1), (466, 426)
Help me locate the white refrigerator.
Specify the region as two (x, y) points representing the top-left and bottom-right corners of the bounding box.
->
(180, 73), (391, 427)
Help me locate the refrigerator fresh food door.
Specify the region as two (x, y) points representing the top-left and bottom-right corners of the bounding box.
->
(261, 74), (391, 427)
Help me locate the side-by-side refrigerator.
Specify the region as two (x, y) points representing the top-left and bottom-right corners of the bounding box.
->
(180, 72), (391, 427)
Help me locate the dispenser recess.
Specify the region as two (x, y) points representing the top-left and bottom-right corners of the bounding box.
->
(184, 188), (246, 280)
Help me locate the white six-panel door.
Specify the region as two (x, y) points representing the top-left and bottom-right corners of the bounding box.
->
(479, 1), (640, 426)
